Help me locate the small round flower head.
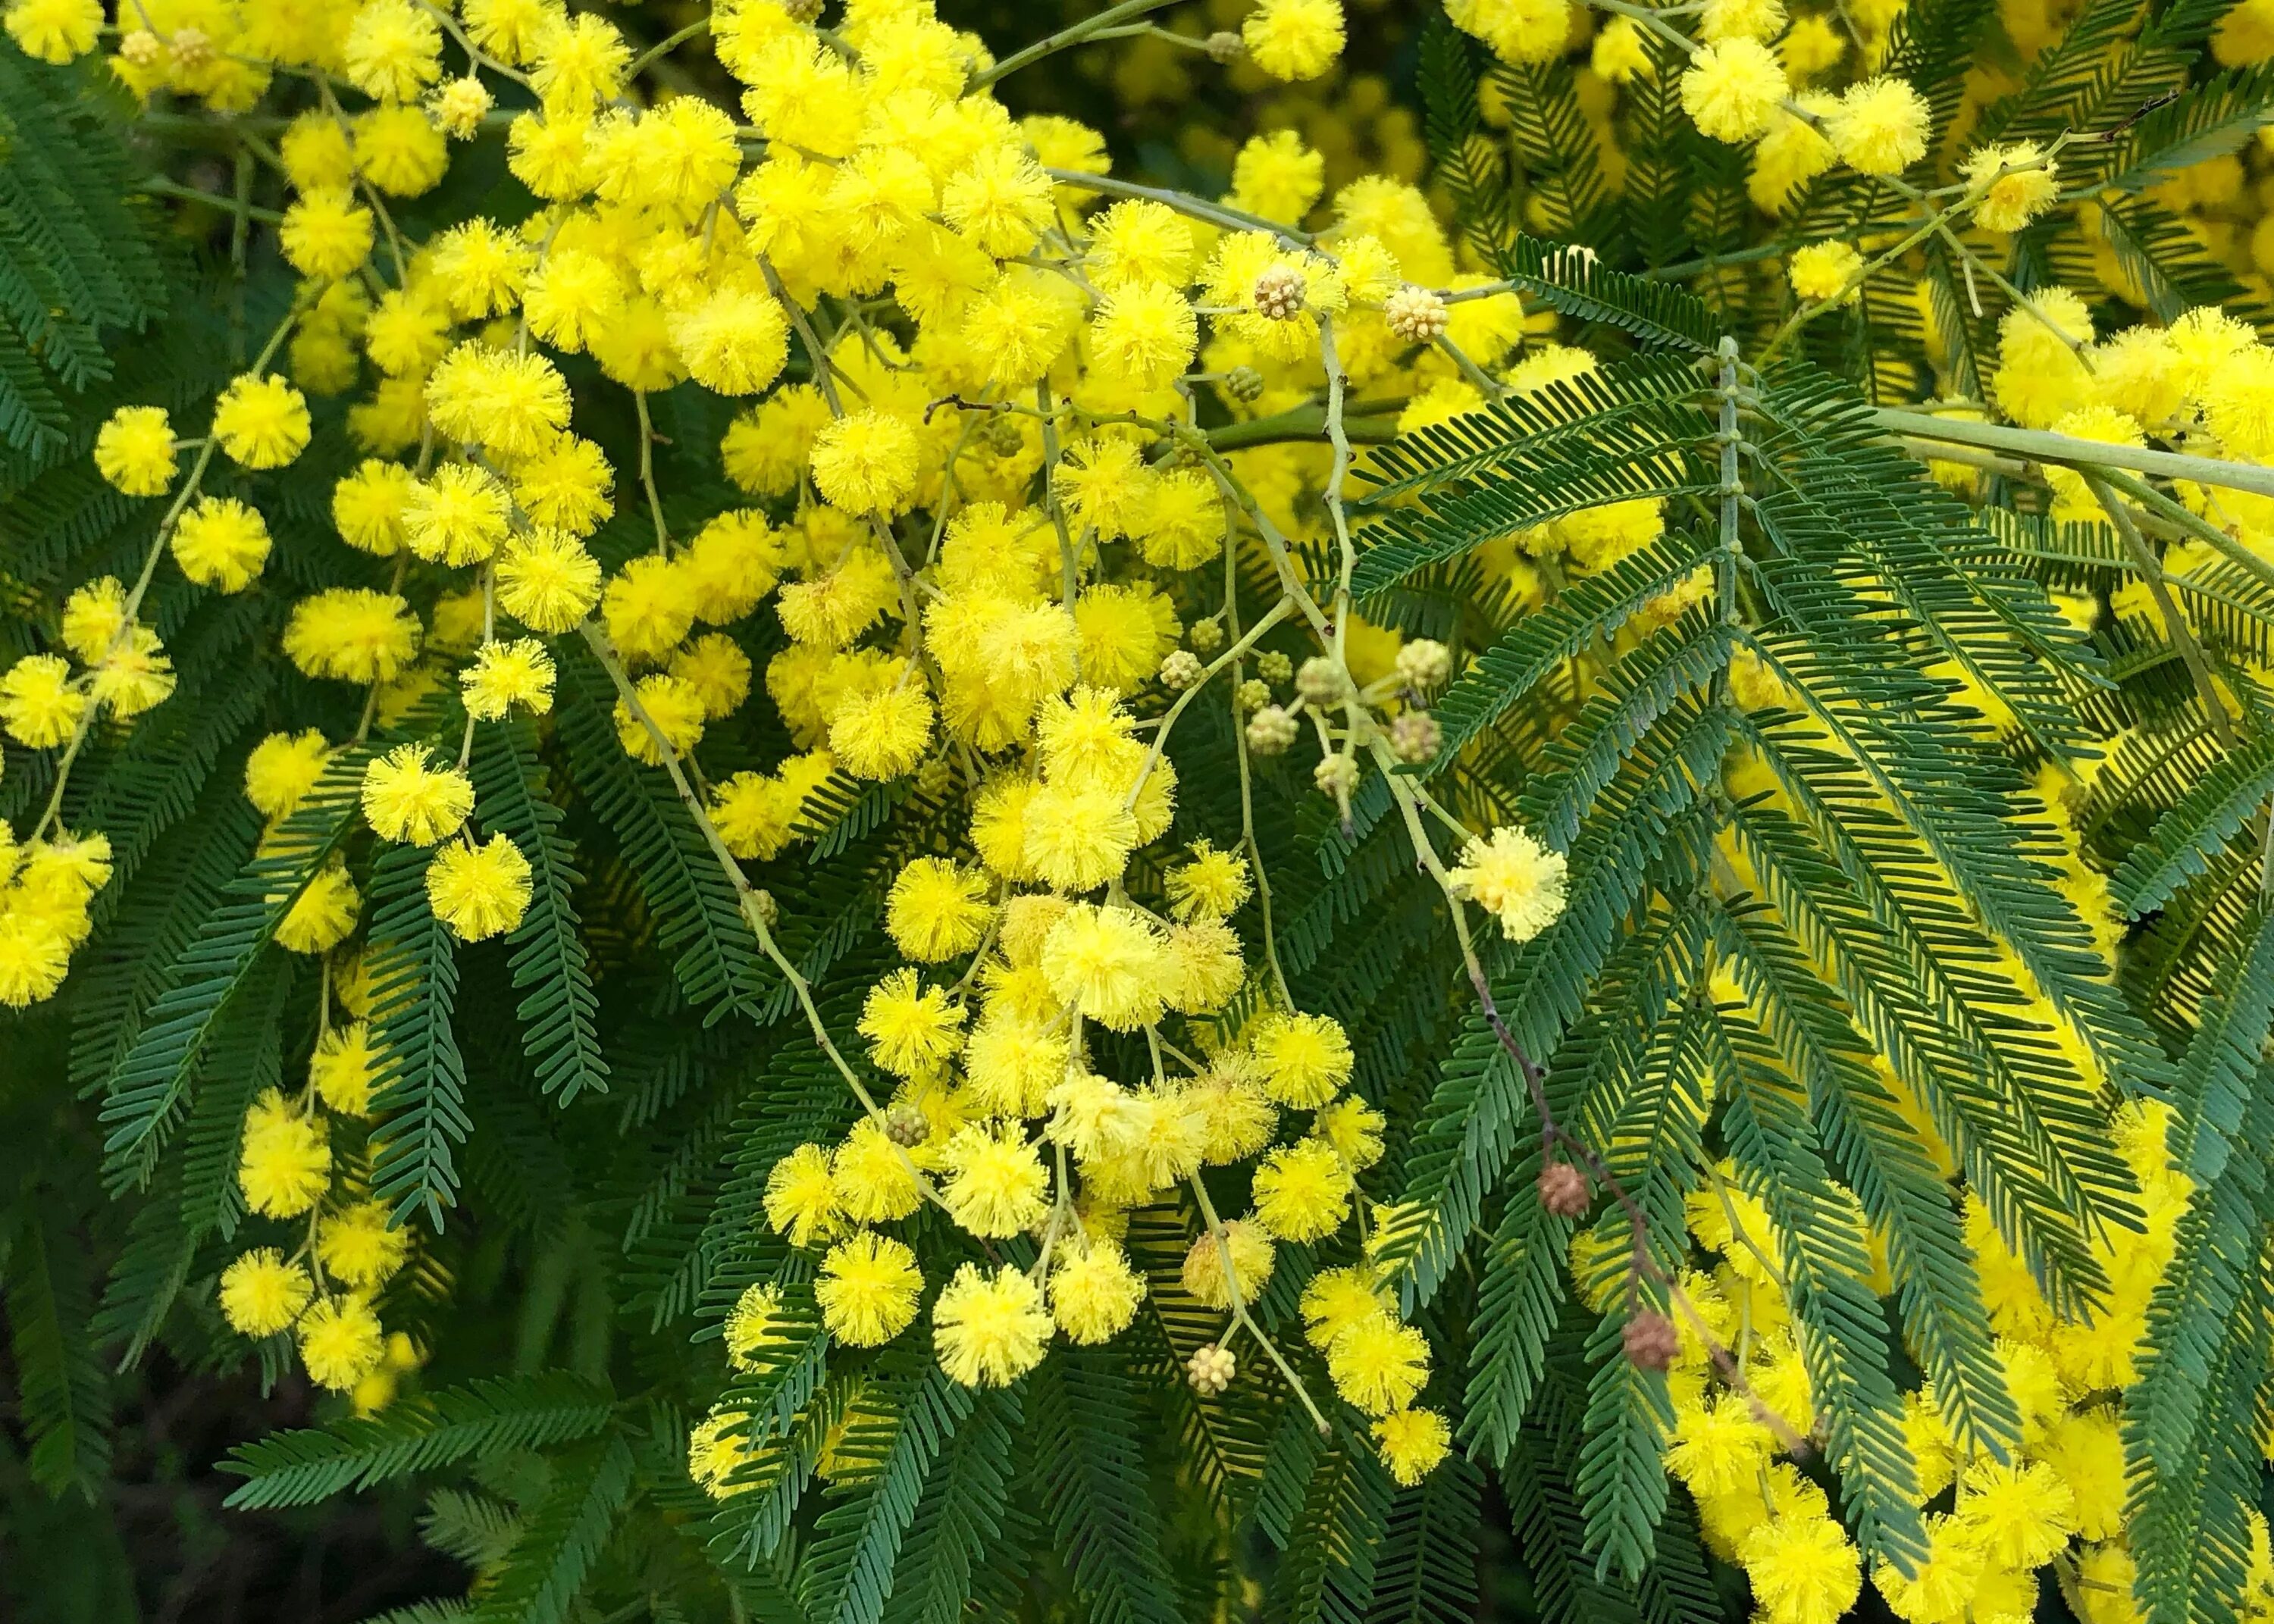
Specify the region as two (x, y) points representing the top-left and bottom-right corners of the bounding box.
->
(498, 530), (603, 634)
(1325, 1310), (1430, 1415)
(1827, 77), (1931, 176)
(1242, 0), (1345, 80)
(1373, 1407), (1452, 1485)
(1252, 1138), (1355, 1242)
(832, 1119), (924, 1225)
(1445, 0), (1571, 61)
(1680, 38), (1790, 143)
(1041, 903), (1167, 1030)
(1250, 1009), (1353, 1107)
(404, 464), (513, 566)
(361, 744), (475, 846)
(343, 0), (443, 102)
(1788, 240), (1863, 304)
(938, 1122), (1050, 1238)
(211, 374), (312, 469)
(280, 186), (376, 280)
(764, 1143), (843, 1248)
(0, 654), (84, 748)
(1180, 1219), (1276, 1310)
(1165, 840), (1251, 922)
(859, 968), (966, 1078)
(830, 685), (935, 781)
(886, 856), (994, 962)
(0, 910), (69, 1007)
(1088, 281), (1200, 392)
(722, 1282), (785, 1371)
(1086, 200), (1195, 292)
(462, 638), (557, 721)
(283, 590), (421, 686)
(238, 1089), (330, 1219)
(318, 1200), (413, 1290)
(1048, 1242), (1145, 1344)
(332, 460), (418, 555)
(431, 74), (492, 139)
(810, 409), (922, 515)
(933, 1262), (1052, 1388)
(941, 145), (1057, 258)
(172, 497), (272, 592)
(1740, 1513), (1861, 1624)
(311, 1021), (378, 1116)
(4, 0), (100, 61)
(816, 1231), (924, 1346)
(668, 283), (791, 396)
(93, 405), (177, 496)
(1447, 825), (1569, 943)
(276, 864), (362, 954)
(426, 346), (572, 460)
(612, 673), (706, 765)
(298, 1294), (386, 1391)
(219, 1247), (315, 1338)
(1187, 1341), (1236, 1394)
(1963, 142), (2059, 232)
(1952, 1457), (2078, 1569)
(425, 834), (533, 942)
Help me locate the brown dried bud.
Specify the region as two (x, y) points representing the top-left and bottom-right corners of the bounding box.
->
(1536, 1159), (1591, 1218)
(1622, 1310), (1680, 1372)
(1253, 264), (1307, 321)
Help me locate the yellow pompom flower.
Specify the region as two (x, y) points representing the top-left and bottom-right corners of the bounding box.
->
(332, 459), (418, 555)
(830, 685), (935, 780)
(0, 654), (84, 748)
(932, 1262), (1052, 1387)
(764, 1143), (842, 1248)
(426, 834), (533, 942)
(425, 346), (572, 460)
(810, 409), (922, 516)
(1952, 1458), (2077, 1570)
(244, 731), (329, 820)
(816, 1231), (924, 1346)
(1041, 903), (1167, 1030)
(1740, 1513), (1861, 1624)
(361, 744), (476, 846)
(428, 217), (534, 321)
(938, 1122), (1051, 1238)
(318, 1201), (413, 1290)
(497, 530), (603, 634)
(58, 578), (123, 661)
(1165, 840), (1251, 921)
(1788, 240), (1863, 304)
(886, 856), (994, 962)
(218, 1247), (314, 1338)
(461, 638), (557, 721)
(1250, 1009), (1353, 1107)
(276, 864), (362, 954)
(858, 968), (966, 1078)
(311, 1021), (379, 1116)
(1681, 38), (1790, 142)
(669, 635), (750, 720)
(1445, 0), (1573, 61)
(298, 1294), (386, 1391)
(1088, 281), (1199, 392)
(1181, 1219), (1276, 1310)
(1251, 1138), (1355, 1241)
(172, 497), (273, 592)
(1963, 141), (2059, 232)
(280, 187), (376, 280)
(1373, 1407), (1452, 1486)
(614, 674), (708, 765)
(1242, 0), (1345, 80)
(1085, 199), (1195, 291)
(0, 910), (70, 1007)
(1446, 825), (1569, 943)
(238, 1089), (331, 1219)
(722, 1281), (785, 1371)
(601, 554), (699, 665)
(941, 145), (1057, 258)
(668, 283), (790, 396)
(93, 405), (177, 496)
(1048, 1243), (1145, 1344)
(832, 1119), (923, 1225)
(356, 107), (451, 198)
(211, 374), (312, 469)
(1325, 1310), (1430, 1415)
(343, 0), (443, 102)
(3, 0), (100, 62)
(1827, 77), (1931, 176)
(404, 464), (513, 566)
(283, 590), (422, 685)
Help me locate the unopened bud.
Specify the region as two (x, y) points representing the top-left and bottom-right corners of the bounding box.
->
(1187, 1341), (1236, 1394)
(983, 410), (1026, 457)
(431, 76), (492, 140)
(783, 0), (825, 20)
(1160, 649), (1204, 690)
(916, 758), (954, 799)
(1295, 656), (1348, 706)
(885, 1103), (931, 1147)
(1224, 365), (1265, 403)
(1236, 677), (1270, 711)
(1253, 264), (1307, 321)
(118, 27), (161, 66)
(1188, 618), (1225, 654)
(1255, 649), (1293, 685)
(1204, 29), (1244, 61)
(1395, 637), (1452, 693)
(1313, 753), (1359, 797)
(1383, 284), (1449, 343)
(1389, 710), (1441, 763)
(1246, 705), (1298, 756)
(748, 888), (778, 928)
(167, 26), (212, 67)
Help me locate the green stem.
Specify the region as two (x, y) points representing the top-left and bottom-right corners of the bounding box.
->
(1872, 408), (2274, 500)
(973, 0), (1177, 87)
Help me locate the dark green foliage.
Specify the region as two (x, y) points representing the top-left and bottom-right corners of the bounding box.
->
(368, 842), (473, 1231)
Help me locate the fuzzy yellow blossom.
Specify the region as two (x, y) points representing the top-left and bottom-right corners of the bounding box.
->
(1682, 39), (1790, 142)
(425, 834), (533, 942)
(933, 1263), (1053, 1388)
